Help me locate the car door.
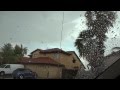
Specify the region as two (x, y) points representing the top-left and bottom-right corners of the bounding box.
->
(4, 65), (11, 74)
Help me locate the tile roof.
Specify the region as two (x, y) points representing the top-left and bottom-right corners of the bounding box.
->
(31, 48), (71, 55)
(104, 51), (120, 69)
(95, 51), (120, 79)
(19, 57), (64, 67)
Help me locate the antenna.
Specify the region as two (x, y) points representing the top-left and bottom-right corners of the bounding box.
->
(60, 12), (64, 50)
(58, 11), (64, 71)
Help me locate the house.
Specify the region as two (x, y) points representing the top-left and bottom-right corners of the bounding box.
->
(96, 51), (120, 79)
(20, 48), (84, 79)
(29, 48), (83, 70)
(19, 57), (64, 79)
(66, 51), (86, 69)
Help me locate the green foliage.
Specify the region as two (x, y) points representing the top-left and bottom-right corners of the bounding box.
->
(14, 44), (27, 56)
(75, 11), (116, 68)
(0, 43), (27, 64)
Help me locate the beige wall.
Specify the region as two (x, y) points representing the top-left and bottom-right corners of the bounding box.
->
(70, 53), (83, 69)
(58, 53), (81, 69)
(32, 50), (46, 58)
(31, 50), (81, 70)
(25, 64), (62, 79)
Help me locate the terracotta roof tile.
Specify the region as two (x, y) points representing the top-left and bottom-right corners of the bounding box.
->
(19, 57), (64, 66)
(31, 48), (71, 55)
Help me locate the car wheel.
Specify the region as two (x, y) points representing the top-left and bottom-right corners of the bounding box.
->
(19, 75), (24, 79)
(0, 71), (5, 76)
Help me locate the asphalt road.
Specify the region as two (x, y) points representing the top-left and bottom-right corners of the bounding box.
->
(0, 74), (13, 79)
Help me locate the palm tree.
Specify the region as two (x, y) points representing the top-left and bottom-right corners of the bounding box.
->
(75, 11), (116, 70)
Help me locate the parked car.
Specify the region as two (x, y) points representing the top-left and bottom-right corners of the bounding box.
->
(0, 64), (24, 76)
(12, 68), (38, 79)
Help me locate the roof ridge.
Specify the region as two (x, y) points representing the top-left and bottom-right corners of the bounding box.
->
(43, 48), (60, 50)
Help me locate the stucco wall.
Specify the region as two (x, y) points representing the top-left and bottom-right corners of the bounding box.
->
(24, 64), (62, 79)
(31, 50), (81, 70)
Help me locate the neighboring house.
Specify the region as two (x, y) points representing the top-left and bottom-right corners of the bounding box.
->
(104, 51), (120, 69)
(19, 57), (64, 79)
(96, 51), (120, 79)
(29, 48), (84, 70)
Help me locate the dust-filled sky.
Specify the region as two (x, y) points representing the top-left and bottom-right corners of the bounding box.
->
(0, 11), (120, 68)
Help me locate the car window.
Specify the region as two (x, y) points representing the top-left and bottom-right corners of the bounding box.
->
(18, 69), (25, 71)
(0, 64), (6, 68)
(0, 11), (119, 79)
(5, 65), (10, 68)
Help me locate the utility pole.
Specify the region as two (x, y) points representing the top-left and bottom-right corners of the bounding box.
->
(60, 11), (64, 50)
(58, 12), (64, 79)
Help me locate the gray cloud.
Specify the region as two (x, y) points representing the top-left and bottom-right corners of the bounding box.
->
(0, 11), (84, 44)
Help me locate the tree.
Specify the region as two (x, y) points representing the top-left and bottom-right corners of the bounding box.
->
(0, 43), (27, 64)
(75, 68), (95, 79)
(1, 43), (15, 64)
(14, 44), (27, 61)
(75, 11), (116, 77)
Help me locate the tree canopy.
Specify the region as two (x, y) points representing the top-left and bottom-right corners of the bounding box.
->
(0, 43), (27, 64)
(75, 11), (117, 76)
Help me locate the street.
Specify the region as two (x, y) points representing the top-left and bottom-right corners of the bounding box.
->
(0, 74), (13, 79)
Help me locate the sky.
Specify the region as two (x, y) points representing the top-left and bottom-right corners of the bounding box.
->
(0, 11), (120, 69)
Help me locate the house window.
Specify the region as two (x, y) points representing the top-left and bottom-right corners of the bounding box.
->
(72, 59), (76, 63)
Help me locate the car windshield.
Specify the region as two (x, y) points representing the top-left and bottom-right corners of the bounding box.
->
(0, 11), (120, 79)
(0, 64), (6, 68)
